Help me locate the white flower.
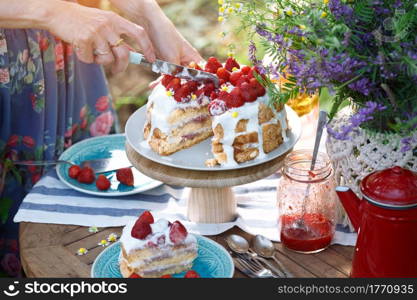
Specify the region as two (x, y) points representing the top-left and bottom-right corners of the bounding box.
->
(107, 233), (118, 243)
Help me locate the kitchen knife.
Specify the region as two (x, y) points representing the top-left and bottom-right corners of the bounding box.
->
(129, 52), (219, 87)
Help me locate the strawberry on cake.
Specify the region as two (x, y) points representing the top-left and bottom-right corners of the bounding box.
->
(119, 211), (197, 278)
(143, 57), (289, 167)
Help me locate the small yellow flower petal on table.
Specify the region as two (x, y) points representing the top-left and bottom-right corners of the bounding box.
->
(232, 67), (239, 72)
(77, 248), (88, 256)
(218, 16), (224, 22)
(166, 90), (173, 97)
(107, 233), (118, 243)
(98, 239), (109, 247)
(221, 85), (229, 92)
(191, 94), (197, 100)
(219, 7), (225, 13)
(227, 7), (234, 13)
(231, 111), (239, 118)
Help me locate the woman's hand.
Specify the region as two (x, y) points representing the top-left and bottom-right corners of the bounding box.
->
(47, 1), (156, 73)
(110, 0), (203, 66)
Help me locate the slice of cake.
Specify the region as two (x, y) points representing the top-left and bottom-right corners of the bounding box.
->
(119, 211), (197, 278)
(143, 57), (289, 166)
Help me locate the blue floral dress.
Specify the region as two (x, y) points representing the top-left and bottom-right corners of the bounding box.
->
(0, 29), (116, 277)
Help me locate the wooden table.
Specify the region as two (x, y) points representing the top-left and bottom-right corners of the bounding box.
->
(20, 222), (353, 278)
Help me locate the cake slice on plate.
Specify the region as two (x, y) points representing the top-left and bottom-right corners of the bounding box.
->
(119, 211), (197, 278)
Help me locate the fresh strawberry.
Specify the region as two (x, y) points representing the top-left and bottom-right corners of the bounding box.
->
(229, 71), (243, 86)
(241, 65), (252, 75)
(184, 270), (200, 278)
(189, 62), (203, 70)
(129, 273), (142, 278)
(208, 99), (227, 116)
(160, 274), (172, 278)
(131, 211), (154, 239)
(235, 75), (249, 87)
(96, 174), (110, 191)
(218, 91), (231, 102)
(77, 167), (95, 184)
(249, 78), (266, 97)
(183, 81), (199, 92)
(116, 167), (134, 186)
(225, 57), (240, 72)
(166, 78), (181, 92)
(240, 82), (257, 102)
(203, 82), (215, 96)
(169, 220), (188, 244)
(195, 88), (205, 98)
(137, 210), (154, 224)
(216, 67), (231, 81)
(68, 165), (81, 179)
(161, 75), (175, 87)
(210, 91), (218, 100)
(174, 84), (192, 103)
(226, 87), (245, 108)
(205, 57), (222, 74)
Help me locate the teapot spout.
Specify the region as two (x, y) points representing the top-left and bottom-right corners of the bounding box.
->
(335, 186), (361, 232)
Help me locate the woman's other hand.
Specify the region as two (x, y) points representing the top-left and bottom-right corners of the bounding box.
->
(110, 0), (203, 66)
(47, 1), (156, 73)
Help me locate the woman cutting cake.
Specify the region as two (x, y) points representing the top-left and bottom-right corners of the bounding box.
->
(0, 0), (201, 277)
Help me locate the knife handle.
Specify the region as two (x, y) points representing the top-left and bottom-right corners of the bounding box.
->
(129, 51), (144, 65)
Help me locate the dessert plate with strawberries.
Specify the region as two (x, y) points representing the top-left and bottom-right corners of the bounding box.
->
(57, 134), (162, 196)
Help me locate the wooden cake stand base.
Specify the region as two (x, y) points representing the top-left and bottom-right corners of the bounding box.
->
(126, 143), (291, 224)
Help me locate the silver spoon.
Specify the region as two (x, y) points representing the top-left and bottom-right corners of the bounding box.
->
(226, 234), (285, 277)
(294, 111), (328, 230)
(252, 234), (292, 277)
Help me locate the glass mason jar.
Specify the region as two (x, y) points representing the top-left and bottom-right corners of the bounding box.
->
(277, 150), (337, 254)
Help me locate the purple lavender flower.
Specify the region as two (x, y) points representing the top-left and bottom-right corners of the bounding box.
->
(400, 137), (414, 153)
(348, 78), (373, 96)
(327, 101), (386, 140)
(329, 0), (354, 22)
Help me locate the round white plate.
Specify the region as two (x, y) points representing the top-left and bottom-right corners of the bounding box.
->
(125, 105), (302, 171)
(57, 134), (162, 197)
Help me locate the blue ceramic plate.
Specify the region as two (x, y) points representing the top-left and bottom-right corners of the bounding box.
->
(57, 134), (162, 196)
(91, 235), (234, 278)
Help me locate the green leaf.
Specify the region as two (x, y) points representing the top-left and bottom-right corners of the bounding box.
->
(0, 197), (13, 224)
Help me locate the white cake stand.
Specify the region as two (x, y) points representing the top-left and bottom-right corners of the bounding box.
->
(126, 143), (293, 223)
(125, 105), (301, 224)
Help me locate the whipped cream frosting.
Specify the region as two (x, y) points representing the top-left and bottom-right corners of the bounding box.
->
(146, 83), (210, 140)
(120, 218), (197, 254)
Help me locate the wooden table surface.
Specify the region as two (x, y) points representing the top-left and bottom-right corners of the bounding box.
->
(19, 222), (353, 278)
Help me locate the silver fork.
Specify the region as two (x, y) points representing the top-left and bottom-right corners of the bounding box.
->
(234, 256), (278, 278)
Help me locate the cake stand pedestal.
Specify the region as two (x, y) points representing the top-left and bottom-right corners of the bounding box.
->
(126, 143), (291, 223)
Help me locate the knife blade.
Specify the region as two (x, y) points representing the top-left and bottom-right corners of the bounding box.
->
(129, 52), (219, 87)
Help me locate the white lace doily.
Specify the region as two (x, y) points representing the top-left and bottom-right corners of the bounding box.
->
(326, 107), (417, 227)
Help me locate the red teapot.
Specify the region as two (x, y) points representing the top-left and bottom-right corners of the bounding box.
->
(336, 166), (417, 277)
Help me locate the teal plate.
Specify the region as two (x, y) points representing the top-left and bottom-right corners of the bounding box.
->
(57, 134), (162, 196)
(91, 235), (234, 278)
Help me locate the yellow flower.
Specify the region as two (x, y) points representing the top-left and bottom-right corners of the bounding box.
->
(320, 11), (327, 18)
(77, 248), (88, 256)
(166, 90), (173, 97)
(218, 31), (226, 38)
(218, 16), (224, 22)
(227, 51), (234, 57)
(227, 7), (234, 13)
(221, 85), (229, 92)
(232, 67), (239, 72)
(98, 239), (109, 247)
(218, 0), (223, 4)
(285, 9), (293, 16)
(235, 3), (242, 9)
(324, 0), (329, 3)
(231, 111), (239, 118)
(299, 24), (306, 30)
(107, 233), (118, 243)
(191, 94), (197, 100)
(219, 7), (225, 13)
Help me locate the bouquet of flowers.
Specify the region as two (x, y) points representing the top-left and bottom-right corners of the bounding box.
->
(221, 0), (417, 149)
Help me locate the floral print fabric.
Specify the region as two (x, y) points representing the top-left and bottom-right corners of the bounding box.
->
(0, 28), (115, 277)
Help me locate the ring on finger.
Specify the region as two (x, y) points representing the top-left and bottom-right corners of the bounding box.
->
(93, 49), (111, 56)
(110, 38), (124, 48)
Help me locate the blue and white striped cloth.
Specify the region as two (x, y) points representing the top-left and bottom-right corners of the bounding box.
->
(14, 170), (357, 246)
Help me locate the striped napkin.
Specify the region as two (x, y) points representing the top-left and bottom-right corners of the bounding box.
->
(13, 170), (357, 246)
